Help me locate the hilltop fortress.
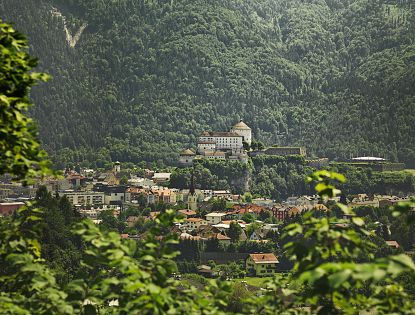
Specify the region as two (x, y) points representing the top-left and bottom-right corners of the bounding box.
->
(179, 120), (251, 166)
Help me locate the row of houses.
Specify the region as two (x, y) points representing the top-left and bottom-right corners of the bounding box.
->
(57, 186), (234, 208)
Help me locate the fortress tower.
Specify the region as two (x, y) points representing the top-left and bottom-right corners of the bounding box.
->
(230, 119), (252, 145)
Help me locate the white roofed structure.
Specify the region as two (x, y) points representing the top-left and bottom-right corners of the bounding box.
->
(352, 157), (386, 162)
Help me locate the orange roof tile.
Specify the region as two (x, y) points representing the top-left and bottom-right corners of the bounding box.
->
(178, 209), (197, 216)
(215, 233), (231, 240)
(186, 218), (204, 223)
(249, 253), (279, 263)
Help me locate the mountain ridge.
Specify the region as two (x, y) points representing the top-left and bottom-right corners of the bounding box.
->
(1, 0), (414, 167)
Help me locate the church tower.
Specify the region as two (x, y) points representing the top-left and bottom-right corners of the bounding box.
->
(187, 172), (198, 211)
(113, 161), (121, 173)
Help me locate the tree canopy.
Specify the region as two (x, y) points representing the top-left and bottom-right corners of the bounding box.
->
(1, 0), (414, 167)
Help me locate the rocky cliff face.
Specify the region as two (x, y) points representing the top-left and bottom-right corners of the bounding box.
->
(231, 167), (251, 193)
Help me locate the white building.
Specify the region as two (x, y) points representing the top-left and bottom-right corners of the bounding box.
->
(204, 151), (226, 160)
(285, 195), (319, 207)
(181, 218), (207, 231)
(197, 141), (216, 154)
(230, 120), (252, 145)
(205, 212), (227, 224)
(59, 191), (105, 206)
(179, 149), (196, 166)
(78, 208), (101, 219)
(199, 132), (243, 150)
(152, 173), (171, 184)
(179, 120), (252, 165)
(213, 190), (232, 199)
(128, 176), (155, 187)
(78, 205), (121, 220)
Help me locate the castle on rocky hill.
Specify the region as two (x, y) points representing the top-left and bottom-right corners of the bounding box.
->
(179, 120), (252, 166)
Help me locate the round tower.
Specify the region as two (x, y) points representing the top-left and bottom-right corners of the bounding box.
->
(179, 148), (196, 167)
(231, 119), (252, 145)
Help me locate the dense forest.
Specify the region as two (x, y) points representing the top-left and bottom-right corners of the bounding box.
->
(1, 0), (414, 167)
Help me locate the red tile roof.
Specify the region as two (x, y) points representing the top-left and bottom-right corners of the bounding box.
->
(215, 233), (231, 240)
(178, 209), (197, 216)
(221, 220), (246, 225)
(186, 218), (204, 222)
(249, 253), (279, 263)
(127, 187), (146, 194)
(200, 131), (242, 137)
(229, 204), (267, 214)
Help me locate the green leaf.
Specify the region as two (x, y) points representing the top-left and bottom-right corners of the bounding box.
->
(352, 217), (365, 226)
(328, 269), (352, 288)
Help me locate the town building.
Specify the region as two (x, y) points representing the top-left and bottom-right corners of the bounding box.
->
(252, 198), (275, 207)
(150, 187), (177, 204)
(197, 141), (216, 155)
(178, 209), (197, 218)
(213, 233), (231, 245)
(180, 232), (202, 241)
(181, 189), (205, 203)
(0, 183), (37, 200)
(273, 207), (302, 221)
(39, 177), (71, 193)
(0, 202), (25, 216)
(59, 191), (105, 206)
(152, 173), (171, 184)
(205, 212), (227, 224)
(92, 184), (129, 206)
(212, 190), (232, 199)
(182, 218), (207, 231)
(78, 205), (121, 221)
(285, 195), (319, 207)
(103, 186), (129, 205)
(127, 176), (155, 187)
(246, 253), (279, 276)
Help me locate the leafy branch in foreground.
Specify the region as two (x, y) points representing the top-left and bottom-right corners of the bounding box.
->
(0, 21), (53, 182)
(257, 171), (415, 314)
(0, 205), (73, 314)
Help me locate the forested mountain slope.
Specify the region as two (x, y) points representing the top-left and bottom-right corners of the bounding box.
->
(1, 0), (414, 167)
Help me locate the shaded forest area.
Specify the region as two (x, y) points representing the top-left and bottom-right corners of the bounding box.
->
(169, 157), (415, 200)
(1, 0), (414, 167)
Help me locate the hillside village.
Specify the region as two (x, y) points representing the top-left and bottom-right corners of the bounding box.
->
(1, 157), (413, 278)
(1, 1), (415, 312)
